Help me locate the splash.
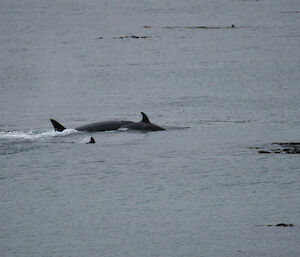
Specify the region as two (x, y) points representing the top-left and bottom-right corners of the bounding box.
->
(0, 129), (78, 141)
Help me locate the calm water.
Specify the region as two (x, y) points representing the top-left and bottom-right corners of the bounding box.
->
(1, 0), (300, 256)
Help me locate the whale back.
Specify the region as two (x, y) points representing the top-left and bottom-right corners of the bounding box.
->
(76, 120), (133, 132)
(50, 119), (133, 132)
(120, 112), (165, 131)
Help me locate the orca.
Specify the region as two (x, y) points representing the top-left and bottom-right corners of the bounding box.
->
(120, 112), (165, 131)
(50, 119), (134, 132)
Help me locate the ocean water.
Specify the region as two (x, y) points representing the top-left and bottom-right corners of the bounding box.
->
(1, 0), (300, 256)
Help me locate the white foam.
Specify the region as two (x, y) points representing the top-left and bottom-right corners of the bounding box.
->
(0, 129), (78, 141)
(118, 127), (128, 131)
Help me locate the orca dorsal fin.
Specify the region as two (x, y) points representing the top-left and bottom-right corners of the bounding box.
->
(141, 112), (150, 123)
(50, 119), (66, 132)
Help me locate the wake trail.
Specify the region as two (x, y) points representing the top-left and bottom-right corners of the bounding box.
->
(0, 129), (78, 141)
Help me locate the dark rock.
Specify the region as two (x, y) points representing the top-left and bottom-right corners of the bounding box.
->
(260, 223), (294, 227)
(276, 223), (293, 227)
(256, 142), (300, 154)
(113, 35), (150, 39)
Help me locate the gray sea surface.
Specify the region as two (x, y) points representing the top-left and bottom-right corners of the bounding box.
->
(1, 0), (300, 256)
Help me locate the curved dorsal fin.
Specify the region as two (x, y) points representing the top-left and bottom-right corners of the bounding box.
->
(50, 119), (66, 132)
(141, 112), (150, 123)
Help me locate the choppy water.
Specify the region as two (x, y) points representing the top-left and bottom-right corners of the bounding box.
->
(1, 0), (300, 256)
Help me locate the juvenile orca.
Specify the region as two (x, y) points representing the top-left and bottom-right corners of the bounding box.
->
(50, 119), (134, 132)
(120, 112), (165, 131)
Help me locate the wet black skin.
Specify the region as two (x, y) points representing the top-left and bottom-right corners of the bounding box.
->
(50, 112), (164, 132)
(50, 119), (133, 132)
(120, 112), (165, 131)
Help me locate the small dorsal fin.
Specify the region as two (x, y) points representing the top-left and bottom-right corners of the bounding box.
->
(141, 112), (150, 123)
(88, 137), (95, 144)
(50, 119), (66, 132)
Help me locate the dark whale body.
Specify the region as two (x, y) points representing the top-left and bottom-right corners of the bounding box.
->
(120, 112), (165, 131)
(50, 119), (133, 132)
(76, 120), (134, 132)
